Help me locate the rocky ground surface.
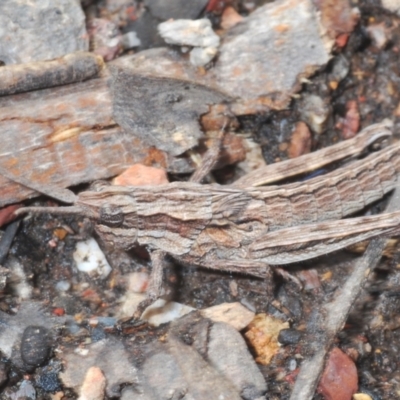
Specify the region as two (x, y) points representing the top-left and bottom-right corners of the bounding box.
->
(1, 0), (400, 399)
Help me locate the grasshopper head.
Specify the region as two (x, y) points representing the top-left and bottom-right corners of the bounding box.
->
(15, 184), (139, 250)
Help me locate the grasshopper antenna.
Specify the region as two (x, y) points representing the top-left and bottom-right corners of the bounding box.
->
(0, 165), (78, 204)
(14, 206), (99, 219)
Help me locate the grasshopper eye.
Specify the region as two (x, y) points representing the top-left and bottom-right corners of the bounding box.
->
(99, 205), (124, 227)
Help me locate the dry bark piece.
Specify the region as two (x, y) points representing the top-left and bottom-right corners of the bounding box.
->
(110, 66), (230, 156)
(0, 52), (104, 96)
(0, 75), (162, 207)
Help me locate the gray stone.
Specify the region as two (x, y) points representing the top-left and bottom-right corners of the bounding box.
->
(140, 338), (242, 399)
(59, 338), (139, 398)
(145, 0), (208, 20)
(214, 0), (332, 113)
(0, 0), (88, 65)
(208, 322), (267, 400)
(189, 46), (218, 67)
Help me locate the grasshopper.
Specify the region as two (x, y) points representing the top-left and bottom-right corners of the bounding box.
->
(12, 120), (400, 316)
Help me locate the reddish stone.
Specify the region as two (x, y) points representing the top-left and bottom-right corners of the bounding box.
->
(0, 204), (21, 227)
(288, 122), (312, 158)
(336, 33), (350, 48)
(206, 0), (229, 13)
(339, 100), (360, 140)
(315, 0), (359, 40)
(221, 6), (243, 30)
(53, 308), (65, 316)
(113, 164), (169, 187)
(317, 347), (358, 400)
(284, 368), (300, 384)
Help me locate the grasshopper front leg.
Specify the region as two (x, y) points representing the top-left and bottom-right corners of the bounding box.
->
(134, 130), (226, 318)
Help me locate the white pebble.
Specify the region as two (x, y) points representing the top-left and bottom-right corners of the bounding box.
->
(141, 299), (195, 326)
(73, 239), (111, 278)
(55, 280), (71, 292)
(121, 31), (141, 49)
(158, 18), (220, 48)
(190, 46), (218, 67)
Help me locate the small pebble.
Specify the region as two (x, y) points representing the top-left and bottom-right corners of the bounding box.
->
(73, 238), (112, 278)
(36, 364), (61, 392)
(328, 54), (350, 88)
(14, 380), (36, 400)
(245, 314), (289, 365)
(158, 18), (220, 48)
(278, 328), (304, 345)
(366, 23), (389, 49)
(127, 272), (150, 293)
(0, 204), (20, 227)
(78, 367), (106, 400)
(317, 347), (358, 400)
(113, 164), (168, 186)
(288, 121), (312, 158)
(189, 46), (218, 67)
(200, 302), (255, 331)
(353, 393), (373, 400)
(121, 31), (141, 49)
(288, 358), (297, 371)
(299, 94), (330, 135)
(221, 6), (243, 30)
(141, 299), (195, 326)
(55, 280), (71, 292)
(21, 326), (52, 368)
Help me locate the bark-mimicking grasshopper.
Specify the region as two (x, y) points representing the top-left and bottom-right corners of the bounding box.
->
(13, 120), (400, 317)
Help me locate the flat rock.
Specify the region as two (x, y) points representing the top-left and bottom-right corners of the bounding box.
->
(208, 322), (267, 399)
(213, 0), (332, 114)
(0, 0), (88, 65)
(110, 65), (229, 156)
(60, 338), (139, 398)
